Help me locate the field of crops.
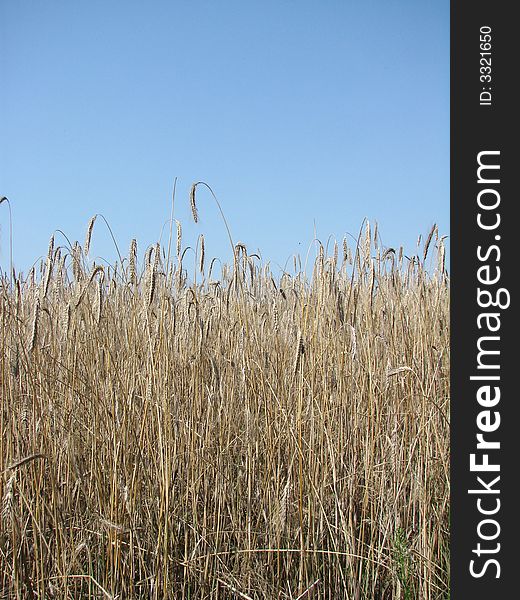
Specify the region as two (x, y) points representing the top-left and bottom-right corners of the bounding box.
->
(1, 191), (449, 598)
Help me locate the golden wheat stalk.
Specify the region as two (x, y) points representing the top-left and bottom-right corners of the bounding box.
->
(5, 453), (46, 472)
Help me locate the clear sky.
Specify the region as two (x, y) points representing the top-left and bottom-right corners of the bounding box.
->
(1, 0), (449, 276)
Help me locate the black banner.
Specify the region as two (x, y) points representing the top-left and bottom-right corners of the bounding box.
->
(451, 2), (517, 597)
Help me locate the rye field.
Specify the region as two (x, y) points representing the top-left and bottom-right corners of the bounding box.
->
(0, 191), (449, 598)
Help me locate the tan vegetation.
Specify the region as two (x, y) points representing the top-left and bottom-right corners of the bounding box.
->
(0, 194), (449, 599)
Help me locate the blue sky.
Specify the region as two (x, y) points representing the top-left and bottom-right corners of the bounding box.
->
(0, 0), (449, 276)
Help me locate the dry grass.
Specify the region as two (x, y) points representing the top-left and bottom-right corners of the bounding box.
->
(0, 200), (449, 599)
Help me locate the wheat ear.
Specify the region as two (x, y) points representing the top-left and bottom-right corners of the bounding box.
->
(190, 184), (199, 223)
(84, 215), (97, 256)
